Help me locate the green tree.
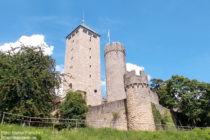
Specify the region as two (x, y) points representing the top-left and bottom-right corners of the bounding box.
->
(150, 79), (164, 92)
(59, 91), (88, 128)
(150, 75), (210, 127)
(0, 46), (60, 117)
(59, 91), (88, 119)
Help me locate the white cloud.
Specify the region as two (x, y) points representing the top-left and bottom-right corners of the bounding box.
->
(101, 80), (106, 86)
(126, 63), (144, 75)
(56, 64), (64, 73)
(0, 34), (54, 55)
(126, 63), (152, 81)
(147, 75), (152, 81)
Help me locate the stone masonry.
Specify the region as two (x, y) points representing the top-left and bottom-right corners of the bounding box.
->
(63, 24), (102, 106)
(86, 99), (128, 130)
(104, 42), (126, 102)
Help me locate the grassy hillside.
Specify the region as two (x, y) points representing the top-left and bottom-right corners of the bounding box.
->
(0, 125), (210, 140)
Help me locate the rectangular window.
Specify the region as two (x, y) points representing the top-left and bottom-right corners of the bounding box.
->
(83, 29), (87, 33)
(69, 83), (72, 89)
(88, 31), (92, 36)
(93, 34), (97, 38)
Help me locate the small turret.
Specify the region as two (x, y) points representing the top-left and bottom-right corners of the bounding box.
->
(124, 70), (155, 131)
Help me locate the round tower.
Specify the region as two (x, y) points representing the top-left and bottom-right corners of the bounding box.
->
(124, 70), (155, 131)
(104, 42), (126, 102)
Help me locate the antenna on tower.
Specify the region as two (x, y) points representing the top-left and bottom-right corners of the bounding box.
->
(108, 29), (111, 44)
(82, 12), (85, 24)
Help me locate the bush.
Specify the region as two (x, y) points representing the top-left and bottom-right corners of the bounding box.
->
(151, 103), (175, 130)
(151, 103), (162, 130)
(59, 91), (88, 129)
(161, 110), (176, 130)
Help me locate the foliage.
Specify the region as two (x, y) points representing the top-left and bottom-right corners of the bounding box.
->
(112, 112), (120, 121)
(59, 91), (88, 119)
(0, 46), (60, 117)
(161, 110), (176, 130)
(59, 91), (88, 128)
(150, 79), (164, 92)
(1, 124), (210, 140)
(150, 75), (210, 127)
(151, 103), (162, 130)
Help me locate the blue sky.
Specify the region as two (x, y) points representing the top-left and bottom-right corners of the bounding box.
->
(0, 0), (210, 84)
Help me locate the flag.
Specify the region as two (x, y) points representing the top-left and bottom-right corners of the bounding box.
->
(108, 29), (110, 43)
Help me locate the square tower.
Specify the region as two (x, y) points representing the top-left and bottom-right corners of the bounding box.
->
(63, 23), (102, 106)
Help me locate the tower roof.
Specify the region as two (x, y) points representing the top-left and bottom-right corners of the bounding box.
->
(66, 23), (100, 39)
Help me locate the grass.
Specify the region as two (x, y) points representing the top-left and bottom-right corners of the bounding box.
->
(0, 124), (210, 140)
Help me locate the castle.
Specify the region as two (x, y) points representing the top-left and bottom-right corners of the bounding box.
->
(63, 22), (169, 130)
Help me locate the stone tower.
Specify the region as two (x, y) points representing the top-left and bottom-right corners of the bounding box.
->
(63, 23), (102, 106)
(124, 70), (155, 131)
(104, 42), (126, 102)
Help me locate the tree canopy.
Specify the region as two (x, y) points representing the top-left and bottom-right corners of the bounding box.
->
(59, 91), (88, 120)
(150, 76), (210, 126)
(0, 46), (60, 117)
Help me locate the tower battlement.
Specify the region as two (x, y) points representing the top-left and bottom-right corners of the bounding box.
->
(104, 42), (125, 56)
(124, 70), (148, 89)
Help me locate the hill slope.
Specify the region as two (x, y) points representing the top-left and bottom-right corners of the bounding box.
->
(0, 125), (210, 140)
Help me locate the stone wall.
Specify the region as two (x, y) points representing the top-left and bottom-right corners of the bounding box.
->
(149, 90), (159, 105)
(155, 103), (168, 115)
(86, 99), (128, 130)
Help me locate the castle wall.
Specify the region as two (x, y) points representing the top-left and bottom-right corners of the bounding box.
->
(104, 42), (126, 102)
(149, 90), (159, 105)
(86, 99), (128, 130)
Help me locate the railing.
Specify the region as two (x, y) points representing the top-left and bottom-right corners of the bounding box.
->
(0, 111), (209, 130)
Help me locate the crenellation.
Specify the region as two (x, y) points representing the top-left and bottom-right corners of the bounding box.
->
(104, 42), (126, 56)
(124, 71), (148, 88)
(139, 71), (148, 84)
(125, 83), (149, 91)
